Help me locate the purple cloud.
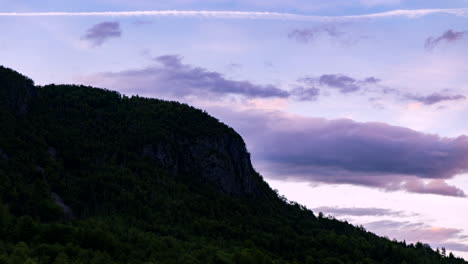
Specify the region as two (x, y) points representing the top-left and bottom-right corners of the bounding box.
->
(288, 24), (343, 43)
(425, 30), (467, 50)
(89, 58), (464, 107)
(213, 108), (468, 197)
(363, 77), (380, 84)
(300, 73), (465, 106)
(435, 242), (468, 253)
(313, 206), (408, 217)
(404, 93), (465, 105)
(318, 74), (360, 93)
(403, 179), (466, 197)
(291, 86), (320, 101)
(364, 220), (468, 254)
(81, 22), (122, 47)
(364, 220), (464, 244)
(86, 55), (294, 100)
(288, 23), (367, 45)
(300, 74), (380, 93)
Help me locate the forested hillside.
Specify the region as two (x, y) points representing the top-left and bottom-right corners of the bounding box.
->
(0, 66), (465, 264)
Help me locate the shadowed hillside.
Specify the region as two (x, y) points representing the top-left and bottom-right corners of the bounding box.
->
(0, 66), (466, 264)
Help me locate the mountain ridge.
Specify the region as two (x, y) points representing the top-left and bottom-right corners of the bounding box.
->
(0, 66), (466, 264)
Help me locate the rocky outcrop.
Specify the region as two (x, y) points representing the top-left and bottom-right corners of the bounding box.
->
(51, 192), (75, 220)
(143, 134), (259, 195)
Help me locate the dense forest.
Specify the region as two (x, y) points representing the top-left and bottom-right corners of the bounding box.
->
(0, 65), (466, 264)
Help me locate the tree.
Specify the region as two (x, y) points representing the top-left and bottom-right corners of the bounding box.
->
(53, 252), (69, 264)
(8, 242), (30, 264)
(23, 258), (38, 264)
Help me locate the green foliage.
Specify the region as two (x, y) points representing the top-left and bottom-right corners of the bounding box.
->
(0, 66), (466, 264)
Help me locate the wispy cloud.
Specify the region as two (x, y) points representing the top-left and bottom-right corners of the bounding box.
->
(364, 220), (467, 251)
(314, 74), (379, 93)
(0, 9), (467, 21)
(288, 23), (369, 45)
(291, 86), (320, 101)
(314, 206), (409, 217)
(404, 93), (466, 105)
(434, 242), (468, 253)
(425, 30), (467, 50)
(299, 73), (465, 105)
(299, 74), (381, 94)
(288, 24), (344, 43)
(81, 21), (121, 47)
(85, 54), (324, 102)
(85, 55), (291, 100)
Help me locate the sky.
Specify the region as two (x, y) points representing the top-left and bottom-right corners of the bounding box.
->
(2, 0), (468, 258)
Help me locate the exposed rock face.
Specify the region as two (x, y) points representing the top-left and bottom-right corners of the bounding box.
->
(51, 192), (75, 220)
(143, 134), (259, 195)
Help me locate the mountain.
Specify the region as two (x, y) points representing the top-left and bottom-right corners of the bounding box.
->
(0, 66), (465, 264)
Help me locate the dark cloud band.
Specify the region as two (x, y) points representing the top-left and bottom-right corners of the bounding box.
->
(214, 108), (468, 197)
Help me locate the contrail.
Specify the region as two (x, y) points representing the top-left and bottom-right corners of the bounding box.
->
(0, 9), (467, 21)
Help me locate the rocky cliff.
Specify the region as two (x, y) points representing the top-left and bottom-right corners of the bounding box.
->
(143, 134), (258, 195)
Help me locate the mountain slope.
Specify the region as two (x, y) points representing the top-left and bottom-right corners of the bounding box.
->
(0, 66), (465, 264)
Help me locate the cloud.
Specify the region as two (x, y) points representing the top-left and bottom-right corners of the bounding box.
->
(81, 21), (122, 47)
(404, 93), (466, 105)
(299, 73), (465, 106)
(291, 86), (320, 101)
(299, 74), (380, 93)
(90, 54), (464, 109)
(364, 220), (464, 244)
(318, 74), (373, 93)
(363, 220), (468, 254)
(85, 55), (291, 100)
(425, 30), (467, 50)
(313, 206), (408, 217)
(435, 242), (468, 253)
(288, 23), (369, 45)
(0, 9), (467, 21)
(288, 24), (343, 43)
(403, 179), (466, 197)
(213, 108), (468, 197)
(365, 220), (423, 230)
